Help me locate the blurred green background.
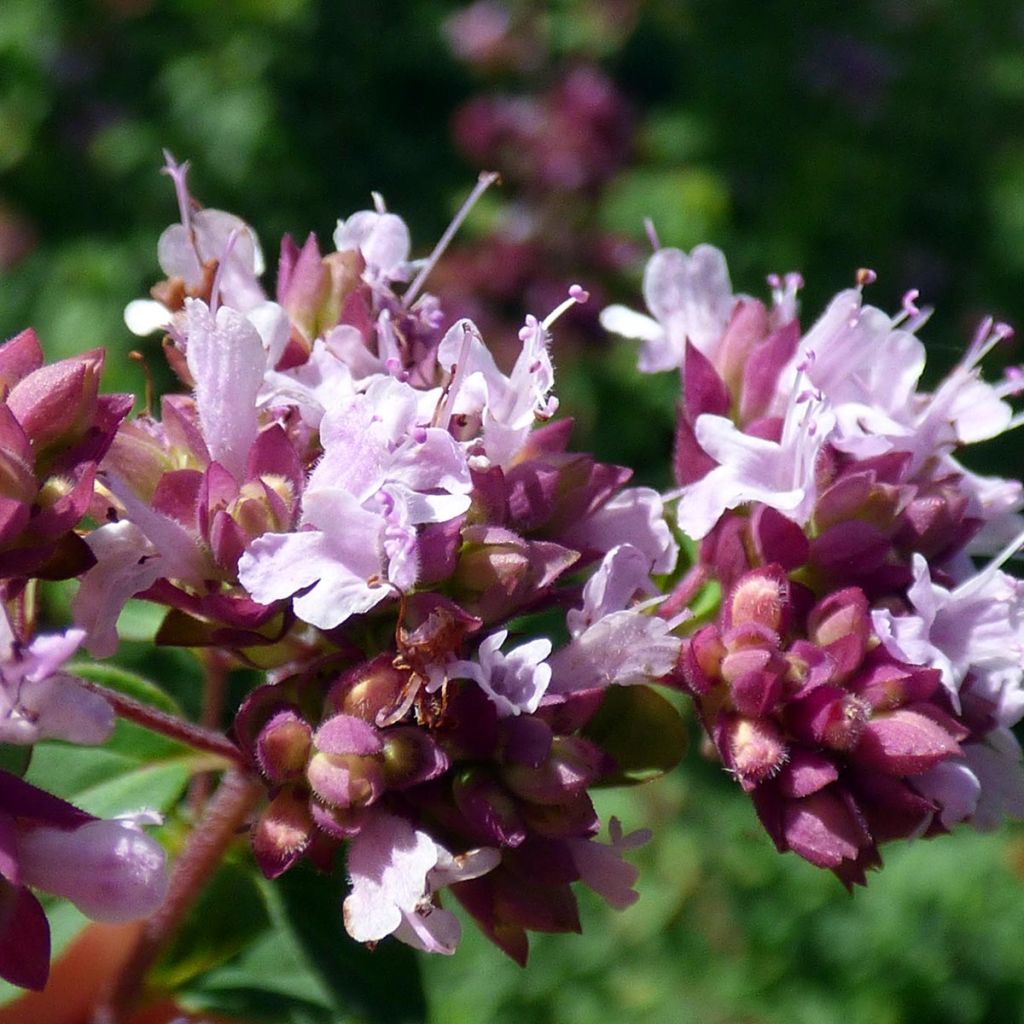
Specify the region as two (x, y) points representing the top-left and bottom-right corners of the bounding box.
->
(3, 0), (1024, 1021)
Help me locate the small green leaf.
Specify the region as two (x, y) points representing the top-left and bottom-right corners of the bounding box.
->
(584, 685), (688, 785)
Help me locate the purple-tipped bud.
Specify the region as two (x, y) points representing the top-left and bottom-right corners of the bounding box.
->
(729, 665), (784, 718)
(788, 686), (871, 752)
(502, 736), (607, 806)
(777, 749), (839, 799)
(252, 787), (314, 879)
(808, 520), (890, 578)
(453, 768), (528, 847)
(720, 715), (788, 788)
(781, 789), (870, 870)
(255, 710), (313, 783)
(327, 657), (409, 724)
(17, 820), (167, 922)
(0, 328), (43, 389)
(680, 625), (725, 694)
(306, 751), (386, 809)
(854, 655), (941, 711)
(6, 351), (103, 462)
(381, 727), (449, 788)
(750, 505), (810, 570)
(808, 587), (870, 649)
(854, 708), (961, 776)
(726, 566), (790, 634)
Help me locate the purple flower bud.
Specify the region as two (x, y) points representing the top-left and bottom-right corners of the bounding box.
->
(726, 566), (791, 634)
(17, 819), (167, 922)
(855, 708), (961, 776)
(719, 715), (788, 789)
(255, 710), (313, 783)
(453, 768), (527, 847)
(252, 787), (314, 879)
(502, 736), (607, 805)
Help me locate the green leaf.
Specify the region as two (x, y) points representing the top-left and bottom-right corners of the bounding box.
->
(25, 719), (194, 817)
(584, 685), (689, 785)
(273, 862), (427, 1024)
(180, 862), (427, 1024)
(66, 660), (182, 715)
(600, 167), (730, 251)
(152, 859), (272, 991)
(0, 743), (32, 777)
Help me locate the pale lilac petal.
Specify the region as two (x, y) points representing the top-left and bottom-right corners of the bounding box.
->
(549, 609), (680, 694)
(157, 223), (202, 286)
(450, 631), (553, 717)
(184, 299), (266, 481)
(913, 760), (981, 828)
(343, 812), (438, 943)
(73, 522), (166, 658)
(963, 730), (1024, 830)
(124, 299), (173, 338)
(393, 904), (462, 954)
(598, 305), (664, 344)
(640, 244), (733, 366)
(0, 675), (114, 746)
(237, 530), (329, 605)
(565, 488), (677, 575)
(18, 819), (167, 922)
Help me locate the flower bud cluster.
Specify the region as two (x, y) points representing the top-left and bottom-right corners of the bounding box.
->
(606, 242), (1024, 882)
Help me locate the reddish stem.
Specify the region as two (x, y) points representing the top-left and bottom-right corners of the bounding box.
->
(81, 681), (245, 765)
(188, 651), (231, 810)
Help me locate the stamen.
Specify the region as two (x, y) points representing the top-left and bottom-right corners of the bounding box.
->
(541, 284), (590, 331)
(371, 191), (387, 214)
(403, 171), (500, 309)
(161, 150), (193, 234)
(644, 217), (661, 252)
(208, 228), (241, 316)
(433, 320), (479, 428)
(856, 267), (877, 288)
(953, 523), (1024, 598)
(129, 351), (155, 418)
(962, 316), (1015, 372)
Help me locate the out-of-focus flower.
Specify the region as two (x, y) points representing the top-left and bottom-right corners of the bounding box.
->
(0, 772), (166, 990)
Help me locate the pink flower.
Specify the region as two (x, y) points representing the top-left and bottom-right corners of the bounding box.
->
(0, 609), (113, 746)
(342, 810), (498, 954)
(600, 244), (734, 372)
(448, 629), (552, 717)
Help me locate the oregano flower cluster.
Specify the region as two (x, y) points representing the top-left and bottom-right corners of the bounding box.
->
(1, 154), (1023, 1004)
(605, 243), (1024, 883)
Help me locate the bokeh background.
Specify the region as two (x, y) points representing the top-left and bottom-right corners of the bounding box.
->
(3, 1), (1024, 1021)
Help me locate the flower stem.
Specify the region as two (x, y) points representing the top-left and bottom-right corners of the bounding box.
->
(188, 650), (231, 811)
(91, 767), (263, 1024)
(81, 680), (245, 765)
